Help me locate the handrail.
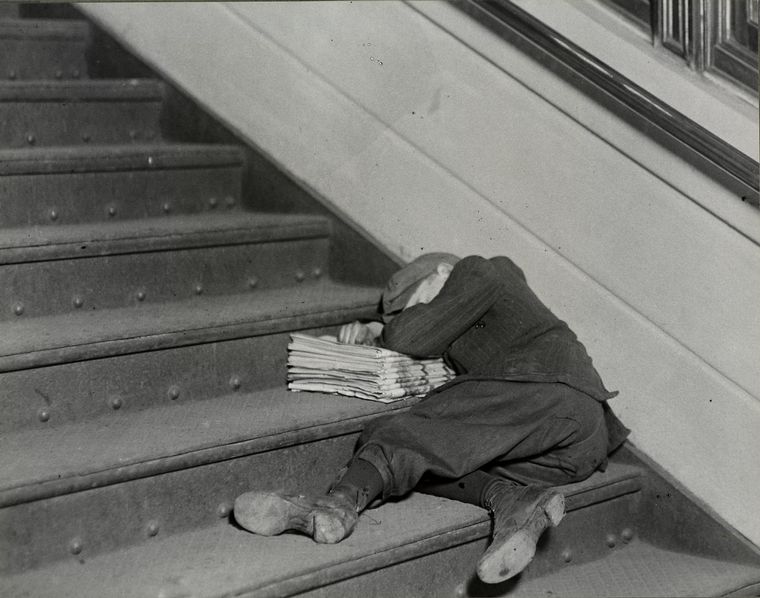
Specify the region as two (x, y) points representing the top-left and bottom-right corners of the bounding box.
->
(453, 0), (759, 207)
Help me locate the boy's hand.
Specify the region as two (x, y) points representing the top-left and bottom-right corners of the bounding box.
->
(338, 321), (383, 345)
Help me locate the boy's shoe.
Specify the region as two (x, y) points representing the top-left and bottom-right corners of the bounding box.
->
(477, 483), (565, 584)
(233, 490), (359, 544)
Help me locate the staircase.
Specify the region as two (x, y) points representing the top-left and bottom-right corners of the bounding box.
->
(1, 4), (760, 597)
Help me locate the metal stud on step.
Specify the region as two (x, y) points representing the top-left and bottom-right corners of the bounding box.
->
(229, 376), (241, 390)
(38, 408), (50, 423)
(26, 133), (35, 146)
(68, 538), (83, 555)
(217, 502), (232, 518)
(55, 69), (63, 80)
(71, 68), (81, 79)
(295, 270), (306, 282)
(49, 209), (59, 222)
(146, 521), (160, 537)
(247, 276), (258, 289)
(109, 397), (123, 410)
(621, 528), (634, 543)
(208, 197), (218, 209)
(561, 548), (572, 563)
(167, 386), (180, 401)
(136, 290), (146, 302)
(129, 130), (138, 140)
(81, 132), (91, 143)
(72, 296), (84, 309)
(13, 303), (24, 316)
(194, 283), (203, 295)
(107, 205), (117, 218)
(606, 533), (617, 548)
(162, 202), (171, 214)
(225, 195), (235, 207)
(7, 69), (17, 80)
(312, 267), (323, 279)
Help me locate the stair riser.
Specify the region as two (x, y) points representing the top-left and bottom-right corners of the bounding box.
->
(0, 166), (242, 227)
(0, 4), (18, 18)
(0, 39), (88, 81)
(0, 100), (162, 147)
(0, 432), (363, 574)
(1, 238), (329, 320)
(295, 493), (644, 598)
(0, 326), (337, 433)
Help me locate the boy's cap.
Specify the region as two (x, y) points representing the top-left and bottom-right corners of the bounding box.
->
(382, 252), (460, 316)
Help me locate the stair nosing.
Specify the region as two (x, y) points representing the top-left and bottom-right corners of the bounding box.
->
(0, 213), (331, 264)
(0, 18), (90, 40)
(0, 143), (244, 175)
(0, 79), (164, 101)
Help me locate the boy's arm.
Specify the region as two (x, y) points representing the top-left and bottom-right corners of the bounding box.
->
(381, 256), (500, 357)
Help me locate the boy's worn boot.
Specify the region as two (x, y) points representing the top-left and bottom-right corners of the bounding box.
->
(476, 482), (565, 584)
(233, 490), (359, 544)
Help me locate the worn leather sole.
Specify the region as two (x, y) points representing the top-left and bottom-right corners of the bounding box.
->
(477, 491), (565, 584)
(233, 490), (357, 544)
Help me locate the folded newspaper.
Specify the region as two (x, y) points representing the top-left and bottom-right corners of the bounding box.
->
(287, 333), (456, 403)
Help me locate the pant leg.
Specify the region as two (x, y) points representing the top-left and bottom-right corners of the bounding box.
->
(353, 379), (609, 499)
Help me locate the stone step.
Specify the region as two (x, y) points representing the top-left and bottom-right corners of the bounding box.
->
(0, 79), (164, 147)
(0, 212), (332, 320)
(0, 279), (380, 373)
(0, 143), (244, 226)
(0, 460), (671, 597)
(0, 388), (416, 574)
(0, 18), (89, 81)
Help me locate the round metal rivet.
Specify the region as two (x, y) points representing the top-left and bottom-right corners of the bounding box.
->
(454, 582), (466, 598)
(73, 296), (83, 309)
(71, 68), (81, 79)
(312, 267), (323, 279)
(217, 502), (232, 518)
(49, 209), (59, 221)
(69, 538), (83, 555)
(295, 270), (306, 282)
(26, 133), (35, 145)
(146, 521), (160, 537)
(167, 386), (180, 401)
(621, 528), (634, 543)
(208, 197), (218, 209)
(606, 533), (617, 548)
(247, 276), (258, 289)
(136, 290), (146, 302)
(129, 130), (138, 140)
(107, 205), (117, 217)
(162, 202), (171, 214)
(229, 376), (241, 390)
(55, 69), (63, 79)
(224, 195), (235, 207)
(13, 303), (24, 316)
(194, 284), (203, 295)
(8, 69), (17, 80)
(81, 132), (91, 143)
(38, 408), (50, 422)
(561, 549), (572, 563)
(109, 397), (123, 410)
(147, 156), (154, 166)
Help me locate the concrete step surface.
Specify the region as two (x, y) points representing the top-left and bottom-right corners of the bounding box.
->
(0, 212), (333, 319)
(0, 79), (164, 147)
(0, 17), (89, 81)
(0, 280), (380, 372)
(0, 143), (244, 226)
(10, 465), (755, 598)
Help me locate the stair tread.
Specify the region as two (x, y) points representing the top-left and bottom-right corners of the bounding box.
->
(0, 388), (417, 505)
(0, 143), (243, 175)
(503, 539), (760, 597)
(0, 78), (163, 101)
(0, 281), (381, 371)
(6, 492), (754, 598)
(0, 212), (330, 263)
(0, 17), (89, 39)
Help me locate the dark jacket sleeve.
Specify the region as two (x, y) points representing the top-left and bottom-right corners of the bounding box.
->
(381, 255), (500, 357)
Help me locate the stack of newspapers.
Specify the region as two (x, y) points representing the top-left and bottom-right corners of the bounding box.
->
(287, 333), (455, 403)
